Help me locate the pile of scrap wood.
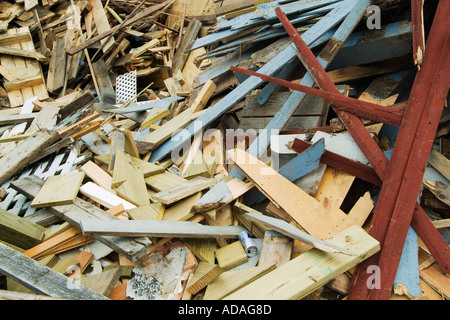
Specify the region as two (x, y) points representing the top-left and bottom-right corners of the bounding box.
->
(0, 0), (448, 301)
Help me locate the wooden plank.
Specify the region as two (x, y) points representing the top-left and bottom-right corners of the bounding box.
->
(111, 150), (138, 189)
(46, 36), (66, 93)
(162, 192), (202, 222)
(190, 79), (217, 113)
(215, 240), (248, 270)
(184, 238), (216, 264)
(0, 131), (59, 186)
(115, 170), (150, 207)
(203, 263), (276, 300)
(30, 171), (85, 208)
(428, 149), (450, 182)
(245, 212), (356, 255)
(186, 262), (224, 295)
(224, 225), (379, 300)
(350, 1), (450, 299)
(89, 0), (115, 52)
(22, 227), (81, 260)
(152, 176), (216, 205)
(144, 170), (187, 192)
(230, 148), (356, 240)
(80, 219), (247, 238)
(0, 242), (109, 299)
(80, 160), (114, 193)
(172, 18), (202, 73)
(0, 208), (45, 249)
(0, 113), (37, 126)
(79, 182), (136, 211)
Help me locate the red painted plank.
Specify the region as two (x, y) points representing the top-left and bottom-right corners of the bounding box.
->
(411, 0), (425, 67)
(349, 0), (450, 299)
(230, 65), (405, 126)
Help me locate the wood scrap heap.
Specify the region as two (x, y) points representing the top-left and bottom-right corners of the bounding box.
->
(0, 0), (448, 302)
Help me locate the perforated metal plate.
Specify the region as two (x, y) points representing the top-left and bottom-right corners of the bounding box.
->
(116, 70), (137, 104)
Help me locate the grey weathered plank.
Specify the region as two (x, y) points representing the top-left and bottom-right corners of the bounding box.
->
(0, 242), (109, 300)
(80, 219), (247, 239)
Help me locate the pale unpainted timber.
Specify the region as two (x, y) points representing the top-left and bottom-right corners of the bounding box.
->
(10, 175), (151, 262)
(230, 66), (405, 127)
(244, 212), (356, 256)
(80, 219), (247, 239)
(223, 225), (380, 300)
(0, 242), (109, 300)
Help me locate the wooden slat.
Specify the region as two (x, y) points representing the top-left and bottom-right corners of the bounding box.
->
(0, 242), (109, 299)
(30, 171), (85, 208)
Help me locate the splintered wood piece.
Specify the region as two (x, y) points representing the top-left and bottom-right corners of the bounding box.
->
(152, 176), (216, 205)
(215, 240), (248, 270)
(423, 180), (450, 207)
(190, 79), (216, 113)
(31, 171), (85, 208)
(80, 267), (122, 296)
(186, 262), (224, 295)
(0, 208), (45, 250)
(427, 149), (450, 181)
(0, 242), (109, 299)
(224, 225), (380, 300)
(115, 170), (150, 207)
(0, 130), (59, 185)
(46, 36), (66, 93)
(203, 264), (276, 300)
(111, 150), (138, 188)
(162, 192), (202, 221)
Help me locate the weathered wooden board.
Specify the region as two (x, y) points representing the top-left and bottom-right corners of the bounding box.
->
(224, 225), (379, 300)
(0, 242), (109, 299)
(80, 219), (247, 238)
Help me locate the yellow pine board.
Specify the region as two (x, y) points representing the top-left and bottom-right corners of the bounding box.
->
(111, 150), (138, 188)
(162, 192), (202, 221)
(127, 203), (164, 221)
(224, 225), (380, 300)
(145, 170), (187, 192)
(203, 264), (276, 300)
(187, 262), (224, 295)
(0, 208), (45, 249)
(215, 240), (248, 270)
(30, 171), (85, 208)
(184, 238), (216, 264)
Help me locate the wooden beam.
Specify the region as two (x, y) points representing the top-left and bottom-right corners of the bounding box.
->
(80, 219), (247, 238)
(11, 175), (151, 262)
